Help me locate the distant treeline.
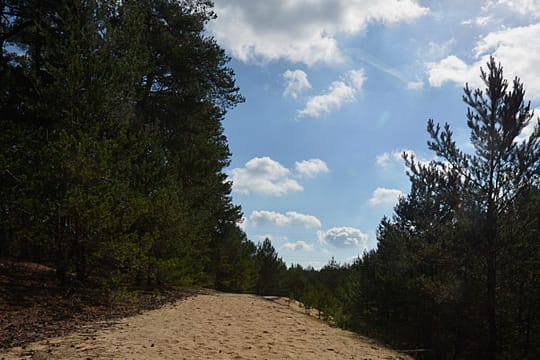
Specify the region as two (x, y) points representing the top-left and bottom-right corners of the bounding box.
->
(1, 1), (539, 360)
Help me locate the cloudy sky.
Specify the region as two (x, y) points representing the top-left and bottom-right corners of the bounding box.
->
(208, 0), (540, 268)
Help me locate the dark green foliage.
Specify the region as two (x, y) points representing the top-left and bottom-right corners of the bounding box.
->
(254, 238), (287, 296)
(207, 223), (258, 293)
(281, 258), (357, 325)
(1, 0), (248, 292)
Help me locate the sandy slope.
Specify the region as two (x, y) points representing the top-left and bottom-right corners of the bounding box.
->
(2, 292), (410, 359)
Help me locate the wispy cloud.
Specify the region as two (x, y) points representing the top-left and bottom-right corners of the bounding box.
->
(462, 15), (494, 27)
(283, 69), (311, 99)
(407, 80), (424, 90)
(427, 38), (456, 59)
(355, 50), (409, 83)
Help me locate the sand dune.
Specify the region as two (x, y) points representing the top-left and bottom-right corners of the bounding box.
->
(2, 292), (410, 359)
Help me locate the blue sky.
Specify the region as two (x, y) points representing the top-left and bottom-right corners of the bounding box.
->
(208, 0), (540, 268)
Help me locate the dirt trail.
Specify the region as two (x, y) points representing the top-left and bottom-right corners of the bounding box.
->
(2, 293), (410, 360)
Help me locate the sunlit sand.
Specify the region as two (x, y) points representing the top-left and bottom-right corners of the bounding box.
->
(2, 292), (410, 359)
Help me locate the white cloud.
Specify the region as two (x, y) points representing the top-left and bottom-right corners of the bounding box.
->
(283, 69), (311, 99)
(427, 55), (479, 88)
(407, 80), (424, 90)
(281, 241), (314, 252)
(369, 187), (404, 206)
(295, 159), (330, 178)
(492, 0), (540, 17)
(298, 69), (366, 118)
(317, 227), (368, 249)
(209, 0), (428, 66)
(298, 81), (355, 118)
(249, 210), (322, 228)
(238, 217), (248, 231)
(348, 69), (367, 90)
(462, 15), (494, 27)
(375, 149), (414, 167)
(516, 109), (540, 142)
(427, 24), (540, 100)
(376, 152), (391, 167)
(230, 157), (303, 196)
(230, 156), (330, 196)
(428, 38), (456, 59)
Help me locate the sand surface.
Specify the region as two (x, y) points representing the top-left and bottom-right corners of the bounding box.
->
(2, 292), (410, 359)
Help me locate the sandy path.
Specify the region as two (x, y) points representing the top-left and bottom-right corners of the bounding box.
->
(2, 293), (410, 359)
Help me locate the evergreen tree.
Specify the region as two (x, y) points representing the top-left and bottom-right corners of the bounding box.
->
(367, 57), (540, 358)
(208, 223), (258, 293)
(255, 238), (287, 295)
(130, 0), (243, 283)
(419, 57), (539, 358)
(1, 0), (245, 290)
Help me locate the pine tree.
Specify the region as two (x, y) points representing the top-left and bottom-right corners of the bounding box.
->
(399, 57), (540, 357)
(255, 238), (287, 295)
(1, 0), (245, 289)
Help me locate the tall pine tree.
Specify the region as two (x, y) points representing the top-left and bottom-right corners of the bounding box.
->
(1, 0), (245, 289)
(364, 57), (540, 358)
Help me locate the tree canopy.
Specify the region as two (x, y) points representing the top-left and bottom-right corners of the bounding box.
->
(1, 0), (252, 290)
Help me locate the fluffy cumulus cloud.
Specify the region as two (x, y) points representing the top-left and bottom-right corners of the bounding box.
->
(209, 0), (428, 66)
(249, 210), (322, 228)
(298, 81), (355, 118)
(427, 55), (479, 88)
(281, 241), (314, 252)
(298, 69), (366, 118)
(230, 156), (330, 196)
(428, 23), (540, 100)
(295, 159), (330, 178)
(317, 227), (368, 249)
(369, 187), (404, 206)
(283, 70), (311, 99)
(230, 157), (302, 196)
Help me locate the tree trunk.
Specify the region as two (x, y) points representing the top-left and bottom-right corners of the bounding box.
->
(486, 210), (497, 360)
(487, 244), (496, 359)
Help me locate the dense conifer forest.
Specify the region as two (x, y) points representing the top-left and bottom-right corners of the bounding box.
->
(1, 1), (539, 359)
(1, 0), (252, 290)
